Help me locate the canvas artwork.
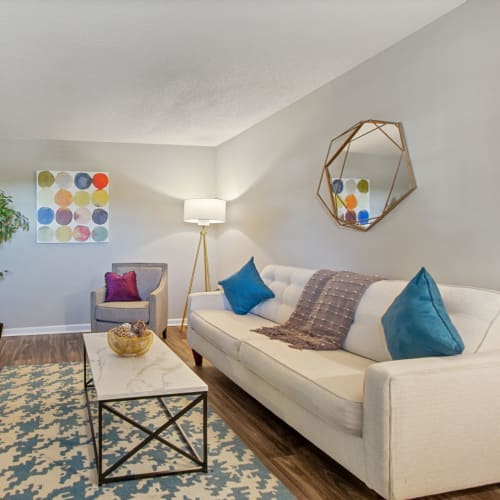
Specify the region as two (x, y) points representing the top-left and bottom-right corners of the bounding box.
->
(36, 170), (109, 243)
(332, 178), (370, 225)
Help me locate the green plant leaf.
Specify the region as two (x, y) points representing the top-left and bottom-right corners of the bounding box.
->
(0, 189), (29, 244)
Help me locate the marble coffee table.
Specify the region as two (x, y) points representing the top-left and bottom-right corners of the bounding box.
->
(83, 332), (208, 485)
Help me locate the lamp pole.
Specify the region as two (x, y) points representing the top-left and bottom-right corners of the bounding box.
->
(180, 225), (210, 331)
(181, 199), (226, 332)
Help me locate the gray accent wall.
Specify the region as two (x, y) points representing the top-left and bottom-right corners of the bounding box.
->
(215, 0), (500, 290)
(0, 140), (217, 329)
(2, 1), (500, 332)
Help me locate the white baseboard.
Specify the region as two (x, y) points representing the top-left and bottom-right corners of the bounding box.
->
(3, 323), (90, 337)
(2, 318), (182, 337)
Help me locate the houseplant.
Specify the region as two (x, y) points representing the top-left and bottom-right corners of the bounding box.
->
(0, 188), (29, 336)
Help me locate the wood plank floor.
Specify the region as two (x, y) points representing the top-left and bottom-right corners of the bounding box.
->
(1, 328), (499, 500)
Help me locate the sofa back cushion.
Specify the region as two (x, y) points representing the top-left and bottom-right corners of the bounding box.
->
(251, 265), (316, 324)
(345, 280), (500, 361)
(252, 265), (500, 362)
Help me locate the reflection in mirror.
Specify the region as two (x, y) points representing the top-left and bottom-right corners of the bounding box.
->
(317, 119), (416, 231)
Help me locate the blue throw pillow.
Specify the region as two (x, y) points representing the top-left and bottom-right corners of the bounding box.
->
(382, 267), (464, 360)
(218, 257), (275, 315)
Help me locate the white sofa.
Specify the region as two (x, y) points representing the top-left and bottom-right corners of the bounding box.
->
(187, 265), (500, 499)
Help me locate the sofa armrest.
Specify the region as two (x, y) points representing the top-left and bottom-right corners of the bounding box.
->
(363, 351), (500, 499)
(188, 291), (228, 312)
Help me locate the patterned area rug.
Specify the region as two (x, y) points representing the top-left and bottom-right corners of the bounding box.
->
(0, 362), (293, 499)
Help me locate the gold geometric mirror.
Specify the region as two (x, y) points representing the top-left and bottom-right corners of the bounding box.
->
(317, 119), (416, 231)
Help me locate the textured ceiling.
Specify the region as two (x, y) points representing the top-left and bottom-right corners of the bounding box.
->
(0, 0), (465, 147)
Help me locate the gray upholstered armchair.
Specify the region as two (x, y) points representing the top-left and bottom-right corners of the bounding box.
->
(90, 263), (168, 338)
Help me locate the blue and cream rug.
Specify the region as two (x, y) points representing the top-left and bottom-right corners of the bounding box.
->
(0, 362), (293, 499)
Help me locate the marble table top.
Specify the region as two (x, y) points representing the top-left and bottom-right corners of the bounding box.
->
(83, 332), (207, 401)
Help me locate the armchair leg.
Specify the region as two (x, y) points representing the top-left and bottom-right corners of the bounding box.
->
(162, 328), (167, 339)
(192, 349), (203, 367)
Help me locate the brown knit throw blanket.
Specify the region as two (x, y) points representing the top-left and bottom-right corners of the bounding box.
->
(253, 270), (382, 350)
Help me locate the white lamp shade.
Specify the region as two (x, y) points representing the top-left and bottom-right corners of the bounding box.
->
(184, 198), (226, 225)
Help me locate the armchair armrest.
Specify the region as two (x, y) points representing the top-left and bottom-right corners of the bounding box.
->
(363, 351), (500, 499)
(148, 267), (168, 335)
(148, 266), (168, 300)
(188, 291), (228, 312)
(90, 287), (106, 332)
(91, 287), (106, 306)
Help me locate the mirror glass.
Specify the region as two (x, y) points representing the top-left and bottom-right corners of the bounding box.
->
(317, 120), (416, 231)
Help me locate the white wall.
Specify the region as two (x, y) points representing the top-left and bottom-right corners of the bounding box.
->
(0, 139), (217, 330)
(215, 0), (500, 290)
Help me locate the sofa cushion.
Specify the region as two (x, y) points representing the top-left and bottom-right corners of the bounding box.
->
(218, 257), (275, 314)
(95, 301), (149, 323)
(251, 265), (316, 324)
(189, 310), (276, 360)
(382, 268), (464, 360)
(239, 337), (375, 435)
(344, 280), (500, 361)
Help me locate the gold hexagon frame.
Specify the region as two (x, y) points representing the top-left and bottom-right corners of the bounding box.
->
(317, 119), (416, 231)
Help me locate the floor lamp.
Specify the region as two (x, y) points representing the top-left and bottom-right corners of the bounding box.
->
(181, 198), (226, 331)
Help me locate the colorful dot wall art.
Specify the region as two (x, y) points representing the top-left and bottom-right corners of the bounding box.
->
(36, 170), (110, 243)
(332, 178), (370, 226)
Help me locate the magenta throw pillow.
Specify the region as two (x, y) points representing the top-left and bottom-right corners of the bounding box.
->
(105, 271), (141, 302)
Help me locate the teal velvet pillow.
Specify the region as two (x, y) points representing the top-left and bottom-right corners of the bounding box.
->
(382, 267), (464, 360)
(218, 257), (275, 315)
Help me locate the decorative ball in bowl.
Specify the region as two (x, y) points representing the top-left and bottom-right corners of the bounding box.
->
(107, 321), (154, 357)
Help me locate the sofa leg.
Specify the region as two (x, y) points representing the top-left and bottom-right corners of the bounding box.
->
(162, 328), (167, 339)
(192, 349), (203, 366)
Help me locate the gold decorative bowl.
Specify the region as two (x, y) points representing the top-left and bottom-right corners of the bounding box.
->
(107, 328), (154, 357)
